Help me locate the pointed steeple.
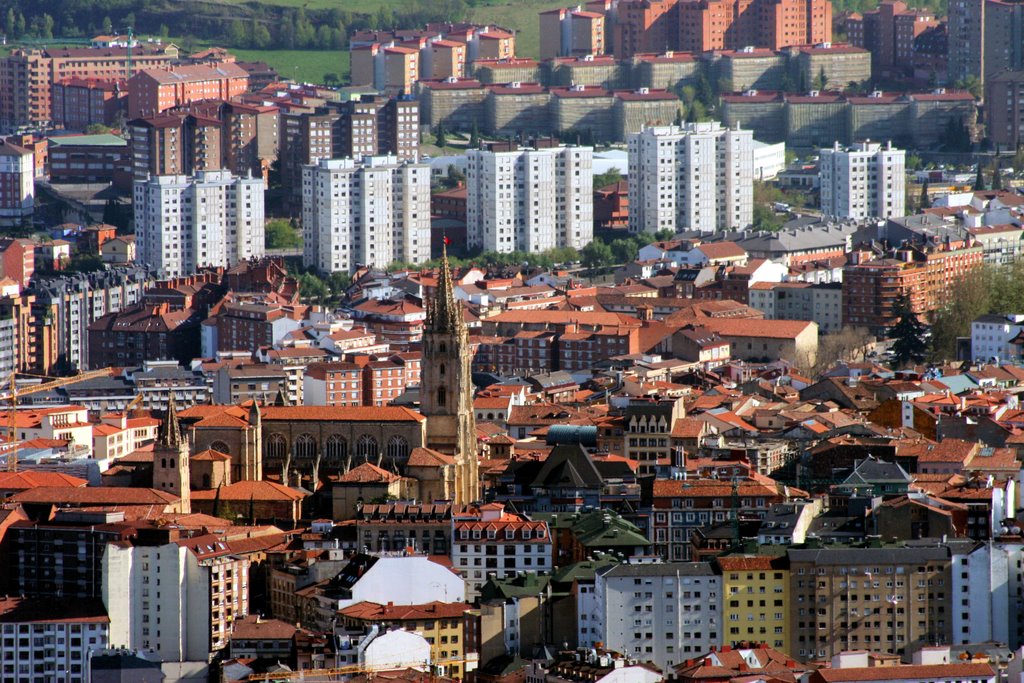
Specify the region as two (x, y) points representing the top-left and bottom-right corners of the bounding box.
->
(428, 242), (462, 334)
(159, 393), (182, 447)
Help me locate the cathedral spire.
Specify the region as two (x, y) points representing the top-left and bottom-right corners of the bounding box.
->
(428, 241), (462, 333)
(159, 393), (182, 447)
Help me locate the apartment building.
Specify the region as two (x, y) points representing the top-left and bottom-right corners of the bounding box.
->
(337, 601), (472, 678)
(52, 78), (128, 131)
(842, 241), (983, 333)
(0, 141), (34, 226)
(28, 266), (151, 373)
(650, 478), (799, 560)
(134, 170), (265, 278)
(613, 0), (680, 59)
(628, 123), (753, 234)
(301, 155), (431, 274)
(465, 140), (594, 254)
(986, 70), (1024, 149)
(278, 95), (419, 199)
(129, 103), (279, 182)
(102, 530), (250, 663)
(716, 554), (790, 652)
(787, 545), (953, 661)
(593, 562), (721, 672)
(451, 504), (552, 601)
(819, 141), (906, 220)
(0, 43), (178, 128)
(623, 399), (686, 476)
(678, 0), (832, 52)
(947, 0), (1024, 83)
(0, 597), (110, 683)
(127, 63), (249, 119)
(847, 1), (938, 74)
(540, 7), (607, 60)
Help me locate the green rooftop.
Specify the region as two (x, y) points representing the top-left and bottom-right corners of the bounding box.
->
(48, 134), (127, 147)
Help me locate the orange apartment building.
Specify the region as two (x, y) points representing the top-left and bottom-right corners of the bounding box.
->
(51, 78), (128, 131)
(477, 30), (516, 60)
(430, 40), (468, 79)
(127, 63), (249, 119)
(842, 242), (984, 334)
(384, 46), (421, 94)
(614, 0), (682, 58)
(678, 0), (832, 52)
(846, 0), (937, 73)
(540, 7), (607, 59)
(0, 44), (178, 129)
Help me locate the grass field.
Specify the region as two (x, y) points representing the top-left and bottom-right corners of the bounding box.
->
(230, 48), (349, 85)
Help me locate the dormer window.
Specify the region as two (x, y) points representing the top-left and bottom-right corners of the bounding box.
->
(537, 528), (546, 539)
(487, 529), (497, 539)
(523, 529), (532, 540)
(460, 529), (469, 539)
(472, 529), (481, 539)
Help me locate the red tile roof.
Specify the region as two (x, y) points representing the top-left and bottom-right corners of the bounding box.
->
(336, 462), (402, 484)
(339, 600), (472, 621)
(0, 471), (88, 490)
(261, 406), (426, 423)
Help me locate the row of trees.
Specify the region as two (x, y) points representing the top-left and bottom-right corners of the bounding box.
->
(3, 0), (469, 56)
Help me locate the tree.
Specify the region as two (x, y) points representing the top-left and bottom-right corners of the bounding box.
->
(435, 123), (447, 148)
(815, 66), (828, 91)
(973, 164), (987, 191)
(919, 181), (930, 209)
(929, 268), (989, 361)
(469, 121), (480, 148)
(990, 159), (1002, 191)
(297, 271), (329, 303)
(752, 204), (783, 231)
(581, 240), (614, 270)
(593, 167), (622, 189)
(252, 24), (272, 49)
(265, 219), (302, 249)
(102, 16), (113, 34)
(323, 72), (340, 88)
(809, 326), (875, 376)
(888, 293), (928, 368)
(5, 9), (16, 39)
(227, 19), (247, 47)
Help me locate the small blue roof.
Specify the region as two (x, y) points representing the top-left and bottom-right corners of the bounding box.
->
(546, 424), (597, 447)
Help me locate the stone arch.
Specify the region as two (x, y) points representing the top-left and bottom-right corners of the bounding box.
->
(294, 433), (317, 459)
(209, 440), (231, 454)
(325, 434), (348, 461)
(386, 435), (409, 461)
(356, 434), (378, 462)
(264, 432), (287, 460)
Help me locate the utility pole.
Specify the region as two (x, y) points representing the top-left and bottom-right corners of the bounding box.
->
(126, 26), (134, 79)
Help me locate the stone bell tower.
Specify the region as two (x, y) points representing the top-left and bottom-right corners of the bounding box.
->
(421, 244), (478, 505)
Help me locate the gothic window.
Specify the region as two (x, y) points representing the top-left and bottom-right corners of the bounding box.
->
(356, 434), (378, 460)
(437, 387), (447, 407)
(161, 458), (167, 468)
(386, 435), (409, 460)
(325, 434), (348, 461)
(264, 433), (287, 460)
(169, 458), (175, 468)
(439, 342), (447, 353)
(294, 434), (317, 459)
(439, 363), (446, 377)
(209, 441), (230, 455)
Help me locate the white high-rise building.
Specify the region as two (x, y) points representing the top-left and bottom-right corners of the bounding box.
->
(134, 170), (264, 278)
(302, 155), (431, 274)
(628, 122), (753, 235)
(819, 140), (906, 220)
(465, 142), (593, 253)
(593, 562), (721, 672)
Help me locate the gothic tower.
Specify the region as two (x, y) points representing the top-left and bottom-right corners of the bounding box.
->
(153, 394), (191, 513)
(421, 244), (479, 505)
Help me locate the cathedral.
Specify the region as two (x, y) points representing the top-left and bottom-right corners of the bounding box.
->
(174, 244), (480, 505)
(420, 244), (480, 505)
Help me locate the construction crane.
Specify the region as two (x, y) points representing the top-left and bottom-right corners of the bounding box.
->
(3, 368), (115, 472)
(246, 658), (469, 682)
